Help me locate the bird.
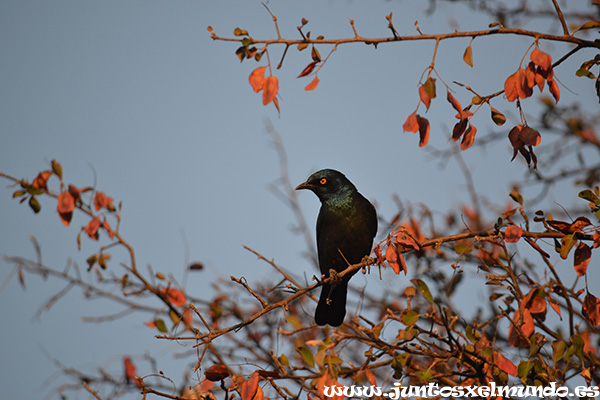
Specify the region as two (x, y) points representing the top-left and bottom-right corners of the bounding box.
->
(296, 169), (377, 326)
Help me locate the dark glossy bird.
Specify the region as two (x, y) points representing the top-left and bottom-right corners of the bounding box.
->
(296, 169), (377, 326)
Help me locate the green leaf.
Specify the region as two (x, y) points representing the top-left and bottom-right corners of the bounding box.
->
(155, 318), (168, 333)
(400, 309), (420, 326)
(28, 196), (41, 213)
(296, 346), (314, 367)
(411, 279), (434, 304)
(579, 189), (598, 202)
(509, 189), (523, 205)
(466, 325), (480, 342)
(454, 242), (473, 254)
(423, 77), (436, 99)
(415, 369), (433, 383)
(576, 68), (596, 79)
(571, 334), (586, 363)
(233, 27), (248, 36)
(278, 354), (289, 367)
(559, 234), (576, 259)
(479, 347), (492, 358)
(517, 360), (533, 384)
(51, 159), (63, 180)
(551, 340), (566, 363)
(576, 21), (600, 31)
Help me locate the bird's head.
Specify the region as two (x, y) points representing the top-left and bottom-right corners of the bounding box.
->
(295, 169), (357, 203)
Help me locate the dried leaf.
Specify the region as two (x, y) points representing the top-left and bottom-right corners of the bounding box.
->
(491, 107), (506, 126)
(530, 48), (552, 72)
(504, 71), (519, 102)
(493, 351), (517, 376)
(463, 44), (473, 67)
(419, 85), (431, 110)
(447, 90), (462, 112)
(124, 357), (139, 386)
(160, 287), (187, 307)
(385, 244), (401, 274)
(241, 372), (259, 400)
(452, 119), (468, 141)
(205, 364), (230, 381)
(505, 225), (523, 243)
(304, 76), (320, 91)
(57, 191), (75, 226)
(262, 76), (279, 105)
(94, 191), (114, 211)
(249, 66), (267, 93)
(417, 115), (430, 147)
(85, 217), (101, 240)
(297, 61), (318, 78)
(548, 77), (560, 102)
(460, 124), (476, 150)
(582, 293), (600, 326)
(402, 111), (419, 133)
(574, 243), (591, 276)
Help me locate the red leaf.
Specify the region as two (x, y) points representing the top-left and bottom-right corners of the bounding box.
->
(460, 124), (476, 150)
(160, 287), (187, 307)
(124, 357), (140, 387)
(403, 111), (419, 133)
(365, 369), (377, 386)
(582, 293), (600, 326)
(32, 171), (52, 190)
(57, 191), (75, 226)
(548, 77), (560, 103)
(570, 216), (592, 233)
(374, 244), (385, 266)
(547, 220), (572, 233)
(574, 243), (591, 276)
(385, 244), (401, 274)
(85, 217), (101, 240)
(520, 126), (541, 146)
(447, 90), (462, 112)
(304, 76), (320, 91)
(249, 66), (266, 92)
(452, 119), (468, 141)
(68, 184), (81, 203)
(493, 351), (517, 377)
(241, 371), (259, 400)
(417, 115), (430, 147)
(102, 218), (114, 239)
(505, 225), (523, 243)
(504, 71), (519, 102)
(419, 85), (431, 111)
(94, 191), (114, 211)
(530, 48), (552, 72)
(516, 69), (533, 99)
(262, 76), (279, 105)
(204, 364), (230, 381)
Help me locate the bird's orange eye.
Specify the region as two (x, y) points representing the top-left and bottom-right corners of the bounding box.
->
(320, 178), (327, 185)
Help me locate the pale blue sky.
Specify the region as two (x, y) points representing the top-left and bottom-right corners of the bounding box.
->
(1, 1), (597, 398)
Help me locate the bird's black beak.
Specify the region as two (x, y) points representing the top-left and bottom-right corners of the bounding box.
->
(295, 181), (314, 191)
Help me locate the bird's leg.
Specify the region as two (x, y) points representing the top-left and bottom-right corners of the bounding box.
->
(325, 268), (342, 305)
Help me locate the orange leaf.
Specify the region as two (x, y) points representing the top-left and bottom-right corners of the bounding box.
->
(249, 66), (266, 93)
(160, 287), (187, 307)
(530, 48), (552, 72)
(493, 351), (517, 377)
(32, 170), (52, 190)
(447, 90), (462, 112)
(241, 371), (259, 400)
(385, 244), (401, 274)
(547, 295), (562, 317)
(548, 77), (560, 103)
(516, 68), (533, 99)
(85, 217), (101, 240)
(124, 357), (140, 387)
(505, 225), (523, 243)
(102, 218), (114, 239)
(94, 191), (114, 211)
(57, 191), (75, 226)
(574, 243), (591, 276)
(304, 76), (320, 91)
(460, 124), (476, 150)
(68, 184), (81, 203)
(262, 76), (278, 105)
(417, 115), (430, 147)
(365, 369), (377, 386)
(402, 111), (418, 133)
(419, 85), (431, 110)
(504, 72), (519, 102)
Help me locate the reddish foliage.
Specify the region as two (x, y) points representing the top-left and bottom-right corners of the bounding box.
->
(417, 115), (430, 147)
(262, 76), (279, 105)
(94, 191), (114, 211)
(160, 287), (187, 307)
(85, 217), (101, 240)
(124, 357), (140, 387)
(57, 191), (75, 226)
(32, 170), (52, 190)
(504, 225), (523, 243)
(583, 293), (600, 327)
(249, 66), (267, 92)
(204, 364), (230, 381)
(492, 351), (517, 376)
(574, 243), (591, 276)
(304, 76), (320, 91)
(419, 84), (431, 110)
(403, 111), (418, 133)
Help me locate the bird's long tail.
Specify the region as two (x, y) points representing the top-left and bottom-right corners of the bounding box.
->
(315, 281), (348, 327)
